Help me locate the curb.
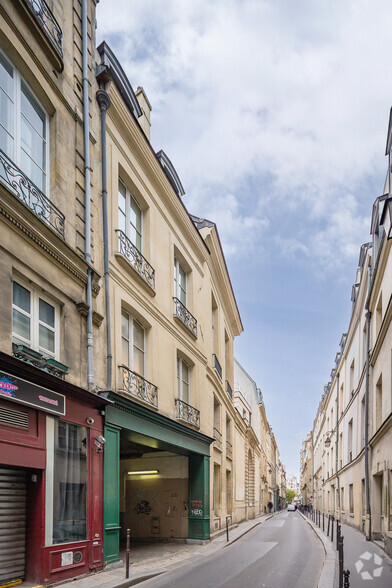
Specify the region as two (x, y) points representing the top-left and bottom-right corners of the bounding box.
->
(298, 511), (337, 588)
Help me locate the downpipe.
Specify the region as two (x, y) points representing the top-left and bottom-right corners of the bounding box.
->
(336, 372), (340, 514)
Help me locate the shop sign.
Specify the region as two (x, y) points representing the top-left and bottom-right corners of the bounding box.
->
(0, 370), (65, 415)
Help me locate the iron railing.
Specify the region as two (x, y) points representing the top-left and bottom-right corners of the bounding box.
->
(173, 297), (197, 337)
(226, 380), (233, 399)
(23, 0), (63, 57)
(176, 398), (200, 428)
(226, 440), (233, 459)
(0, 149), (65, 238)
(116, 230), (155, 290)
(213, 427), (222, 449)
(213, 354), (222, 379)
(119, 365), (158, 409)
(12, 343), (68, 379)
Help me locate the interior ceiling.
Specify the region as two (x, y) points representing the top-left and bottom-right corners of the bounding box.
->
(119, 428), (190, 458)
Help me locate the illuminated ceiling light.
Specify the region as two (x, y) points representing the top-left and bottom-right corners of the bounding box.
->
(127, 470), (159, 475)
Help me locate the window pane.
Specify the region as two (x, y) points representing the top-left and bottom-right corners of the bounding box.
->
(118, 208), (126, 233)
(179, 265), (186, 290)
(179, 286), (186, 306)
(133, 347), (144, 376)
(121, 312), (129, 340)
(21, 116), (45, 170)
(118, 180), (126, 205)
(39, 324), (55, 353)
(182, 362), (189, 385)
(0, 125), (14, 158)
(0, 53), (14, 98)
(12, 308), (30, 341)
(20, 149), (45, 192)
(133, 321), (144, 351)
(182, 381), (189, 402)
(53, 421), (87, 545)
(122, 337), (129, 367)
(13, 283), (30, 313)
(39, 298), (55, 328)
(21, 83), (45, 138)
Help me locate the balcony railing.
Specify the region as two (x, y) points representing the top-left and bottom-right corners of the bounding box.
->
(175, 398), (200, 428)
(226, 440), (233, 459)
(226, 380), (233, 399)
(0, 149), (65, 238)
(173, 297), (197, 337)
(119, 365), (158, 409)
(116, 230), (155, 290)
(213, 427), (222, 450)
(212, 354), (222, 379)
(12, 343), (68, 379)
(23, 0), (63, 57)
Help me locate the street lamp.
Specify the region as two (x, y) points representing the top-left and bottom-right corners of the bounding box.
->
(324, 432), (333, 448)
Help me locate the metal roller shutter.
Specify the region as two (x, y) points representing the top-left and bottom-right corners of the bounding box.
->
(0, 468), (26, 583)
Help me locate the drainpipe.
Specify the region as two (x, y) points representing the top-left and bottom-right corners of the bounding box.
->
(364, 272), (372, 539)
(336, 372), (340, 512)
(82, 0), (94, 390)
(96, 84), (112, 390)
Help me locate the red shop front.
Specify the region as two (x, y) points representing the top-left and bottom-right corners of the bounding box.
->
(0, 352), (108, 586)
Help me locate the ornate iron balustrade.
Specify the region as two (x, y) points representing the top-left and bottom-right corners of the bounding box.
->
(176, 398), (200, 428)
(23, 0), (63, 57)
(213, 427), (222, 449)
(0, 149), (65, 238)
(226, 380), (233, 399)
(213, 354), (222, 379)
(116, 230), (155, 290)
(120, 365), (158, 409)
(226, 440), (233, 459)
(173, 297), (197, 337)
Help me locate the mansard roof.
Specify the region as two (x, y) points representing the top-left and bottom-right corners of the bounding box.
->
(156, 150), (185, 198)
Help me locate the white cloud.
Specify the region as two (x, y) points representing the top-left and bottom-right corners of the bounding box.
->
(97, 0), (391, 269)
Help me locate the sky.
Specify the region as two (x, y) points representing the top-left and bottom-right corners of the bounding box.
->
(96, 0), (392, 479)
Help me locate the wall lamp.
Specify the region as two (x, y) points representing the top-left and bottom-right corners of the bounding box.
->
(128, 470), (159, 475)
(324, 432), (333, 448)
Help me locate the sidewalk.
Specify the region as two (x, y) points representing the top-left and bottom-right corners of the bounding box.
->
(299, 511), (392, 588)
(51, 513), (272, 588)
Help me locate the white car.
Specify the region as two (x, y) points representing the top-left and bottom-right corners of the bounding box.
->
(287, 503), (296, 511)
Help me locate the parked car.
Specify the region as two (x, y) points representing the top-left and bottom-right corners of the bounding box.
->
(287, 503), (296, 511)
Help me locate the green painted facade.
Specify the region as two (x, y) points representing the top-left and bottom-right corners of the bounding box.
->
(103, 393), (213, 561)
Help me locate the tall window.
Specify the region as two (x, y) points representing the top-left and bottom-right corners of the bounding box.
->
(12, 281), (59, 359)
(177, 356), (189, 403)
(174, 257), (186, 305)
(121, 310), (145, 376)
(349, 484), (354, 514)
(0, 51), (48, 192)
(53, 421), (87, 544)
(118, 180), (142, 250)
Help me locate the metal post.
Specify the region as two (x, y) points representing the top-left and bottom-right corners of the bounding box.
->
(327, 515), (330, 537)
(336, 521), (340, 550)
(338, 535), (344, 588)
(343, 569), (350, 587)
(126, 528), (130, 579)
(323, 513), (325, 532)
(331, 516), (334, 543)
(226, 516), (229, 542)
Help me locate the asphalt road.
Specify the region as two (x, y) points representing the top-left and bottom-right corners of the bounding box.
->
(139, 510), (324, 588)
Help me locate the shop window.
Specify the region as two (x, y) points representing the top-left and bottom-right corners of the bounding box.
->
(118, 179), (142, 251)
(53, 421), (87, 544)
(0, 51), (48, 193)
(121, 309), (145, 376)
(12, 280), (59, 359)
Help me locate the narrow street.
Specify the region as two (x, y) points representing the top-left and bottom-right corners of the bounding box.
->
(139, 511), (324, 588)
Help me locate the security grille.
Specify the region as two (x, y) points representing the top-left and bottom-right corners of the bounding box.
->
(0, 406), (29, 428)
(0, 468), (27, 583)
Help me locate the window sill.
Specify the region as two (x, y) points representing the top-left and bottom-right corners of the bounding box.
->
(115, 252), (156, 296)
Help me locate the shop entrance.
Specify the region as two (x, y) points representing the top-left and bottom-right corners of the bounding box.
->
(0, 468), (27, 585)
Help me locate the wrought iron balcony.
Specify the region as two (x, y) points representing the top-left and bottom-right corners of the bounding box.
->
(213, 427), (222, 450)
(226, 380), (233, 399)
(23, 0), (63, 57)
(173, 297), (197, 337)
(0, 149), (65, 238)
(116, 230), (155, 290)
(119, 365), (158, 409)
(212, 354), (222, 379)
(175, 398), (200, 428)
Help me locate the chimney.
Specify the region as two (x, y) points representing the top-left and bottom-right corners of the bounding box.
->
(135, 86), (152, 141)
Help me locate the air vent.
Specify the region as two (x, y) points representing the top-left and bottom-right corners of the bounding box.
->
(73, 551), (83, 564)
(0, 405), (29, 428)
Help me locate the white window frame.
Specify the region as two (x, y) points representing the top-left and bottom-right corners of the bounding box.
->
(177, 355), (190, 403)
(12, 279), (60, 359)
(0, 50), (49, 194)
(121, 309), (145, 376)
(174, 257), (187, 306)
(118, 179), (143, 252)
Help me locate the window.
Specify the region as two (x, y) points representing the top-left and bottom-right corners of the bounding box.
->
(174, 257), (186, 306)
(12, 281), (59, 358)
(53, 421), (87, 544)
(121, 310), (144, 376)
(118, 180), (142, 250)
(349, 484), (354, 514)
(177, 356), (190, 403)
(0, 51), (48, 192)
(376, 374), (383, 430)
(341, 487), (345, 512)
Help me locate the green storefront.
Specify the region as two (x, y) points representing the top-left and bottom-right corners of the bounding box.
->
(103, 393), (213, 563)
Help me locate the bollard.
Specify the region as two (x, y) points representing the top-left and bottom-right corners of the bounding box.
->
(126, 528), (130, 579)
(338, 535), (344, 588)
(331, 516), (334, 543)
(336, 521), (341, 551)
(327, 515), (330, 537)
(323, 512), (325, 532)
(343, 569), (350, 587)
(226, 516), (229, 542)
